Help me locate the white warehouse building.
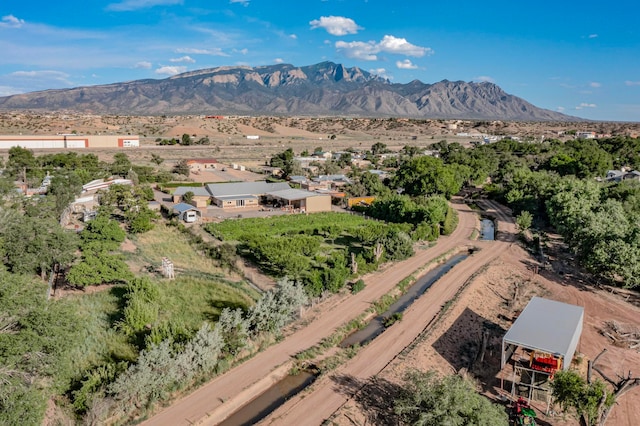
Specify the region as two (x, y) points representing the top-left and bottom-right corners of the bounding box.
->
(0, 134), (139, 150)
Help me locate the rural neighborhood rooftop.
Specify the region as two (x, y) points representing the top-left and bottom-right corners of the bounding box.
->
(205, 181), (290, 197)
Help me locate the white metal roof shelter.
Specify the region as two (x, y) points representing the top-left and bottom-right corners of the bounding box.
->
(501, 297), (584, 371)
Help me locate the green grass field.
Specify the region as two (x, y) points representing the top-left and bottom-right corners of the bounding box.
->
(66, 221), (259, 379)
(128, 222), (229, 277)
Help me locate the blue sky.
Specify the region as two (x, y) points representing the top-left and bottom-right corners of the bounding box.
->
(1, 0), (639, 121)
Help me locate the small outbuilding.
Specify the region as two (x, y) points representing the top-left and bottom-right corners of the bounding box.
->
(172, 203), (201, 223)
(501, 297), (584, 372)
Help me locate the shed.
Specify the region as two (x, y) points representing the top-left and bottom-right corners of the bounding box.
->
(501, 297), (583, 371)
(172, 203), (201, 223)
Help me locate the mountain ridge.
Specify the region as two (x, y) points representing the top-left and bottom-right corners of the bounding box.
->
(0, 61), (581, 121)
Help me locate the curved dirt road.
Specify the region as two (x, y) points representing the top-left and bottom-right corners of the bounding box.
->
(144, 199), (482, 426)
(263, 199), (516, 425)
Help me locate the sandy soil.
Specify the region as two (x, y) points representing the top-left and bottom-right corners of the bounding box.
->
(261, 199), (517, 425)
(142, 199), (480, 425)
(144, 198), (640, 426)
(315, 205), (640, 426)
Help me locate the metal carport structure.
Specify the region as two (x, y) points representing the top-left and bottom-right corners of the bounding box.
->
(501, 297), (584, 371)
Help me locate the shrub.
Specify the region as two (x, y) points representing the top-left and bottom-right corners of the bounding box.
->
(351, 279), (365, 294)
(442, 206), (459, 235)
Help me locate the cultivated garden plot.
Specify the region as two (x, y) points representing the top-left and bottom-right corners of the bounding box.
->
(205, 210), (454, 297)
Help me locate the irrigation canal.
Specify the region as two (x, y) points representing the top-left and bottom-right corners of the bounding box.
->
(217, 245), (487, 425)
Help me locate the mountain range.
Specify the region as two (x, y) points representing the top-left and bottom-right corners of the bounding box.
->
(0, 61), (578, 121)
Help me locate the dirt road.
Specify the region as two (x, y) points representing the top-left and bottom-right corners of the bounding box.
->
(144, 199), (480, 426)
(263, 200), (516, 425)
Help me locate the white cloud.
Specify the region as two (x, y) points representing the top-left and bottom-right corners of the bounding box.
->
(230, 0), (250, 5)
(378, 35), (432, 57)
(135, 61), (152, 69)
(170, 56), (195, 63)
(336, 35), (432, 61)
(625, 80), (640, 86)
(589, 82), (601, 88)
(7, 70), (73, 89)
(473, 76), (495, 83)
(310, 16), (363, 36)
(369, 68), (392, 80)
(176, 47), (228, 56)
(155, 66), (186, 76)
(106, 0), (183, 12)
(11, 70), (71, 81)
(232, 48), (248, 55)
(274, 58), (284, 64)
(557, 106), (566, 112)
(0, 15), (25, 28)
(575, 102), (597, 110)
(290, 34), (297, 40)
(396, 59), (418, 69)
(588, 34), (598, 38)
(335, 40), (379, 61)
(0, 86), (22, 96)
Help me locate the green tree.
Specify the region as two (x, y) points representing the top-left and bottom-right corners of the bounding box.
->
(552, 370), (615, 426)
(173, 159), (190, 176)
(183, 191), (195, 204)
(393, 156), (462, 198)
(80, 214), (126, 251)
(2, 216), (78, 278)
(371, 142), (388, 155)
(6, 146), (36, 180)
(67, 251), (133, 287)
(401, 145), (422, 158)
(248, 278), (308, 336)
(48, 172), (83, 217)
(516, 210), (533, 232)
(269, 148), (297, 177)
(360, 171), (392, 197)
(110, 153), (132, 177)
(150, 153), (164, 166)
(0, 270), (83, 424)
(217, 307), (250, 356)
(181, 133), (192, 145)
(394, 370), (508, 426)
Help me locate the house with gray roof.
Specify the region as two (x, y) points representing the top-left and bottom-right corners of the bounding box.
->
(171, 186), (211, 208)
(205, 181), (291, 209)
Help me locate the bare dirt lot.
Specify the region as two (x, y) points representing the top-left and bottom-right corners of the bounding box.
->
(2, 113), (640, 168)
(321, 228), (640, 426)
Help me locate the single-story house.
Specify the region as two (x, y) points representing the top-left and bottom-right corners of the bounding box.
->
(605, 169), (640, 183)
(186, 158), (218, 171)
(313, 174), (353, 189)
(206, 181), (291, 209)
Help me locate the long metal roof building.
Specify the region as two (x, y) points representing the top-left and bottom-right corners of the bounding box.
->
(205, 181), (290, 197)
(501, 297), (584, 371)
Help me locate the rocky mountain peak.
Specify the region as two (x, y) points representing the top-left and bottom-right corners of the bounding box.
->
(0, 61), (579, 121)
